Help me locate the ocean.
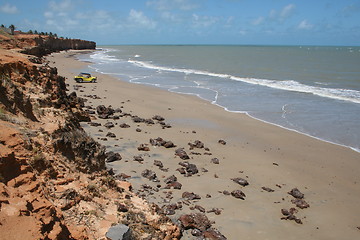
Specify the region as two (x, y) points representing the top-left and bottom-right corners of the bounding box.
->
(78, 45), (360, 152)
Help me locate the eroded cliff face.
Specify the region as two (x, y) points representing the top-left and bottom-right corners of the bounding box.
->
(0, 33), (95, 57)
(21, 37), (96, 57)
(0, 42), (181, 239)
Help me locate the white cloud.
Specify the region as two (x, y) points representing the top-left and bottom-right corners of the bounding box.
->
(44, 11), (54, 18)
(192, 14), (218, 28)
(161, 11), (181, 22)
(48, 0), (74, 12)
(147, 0), (199, 11)
(128, 9), (157, 29)
(298, 20), (313, 30)
(252, 16), (264, 26)
(0, 3), (19, 14)
(280, 4), (296, 19)
(269, 4), (296, 22)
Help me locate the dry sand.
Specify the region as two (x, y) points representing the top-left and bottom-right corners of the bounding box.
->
(48, 50), (360, 240)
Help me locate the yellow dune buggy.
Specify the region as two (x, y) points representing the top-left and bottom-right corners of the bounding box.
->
(74, 73), (97, 83)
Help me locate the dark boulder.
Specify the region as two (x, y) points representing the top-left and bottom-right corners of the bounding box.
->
(106, 132), (116, 138)
(175, 148), (190, 160)
(291, 199), (310, 209)
(96, 105), (114, 119)
(164, 175), (177, 184)
(133, 155), (144, 163)
(211, 158), (220, 164)
(231, 177), (249, 187)
(231, 190), (246, 200)
(288, 188), (304, 199)
(104, 122), (115, 129)
(141, 169), (158, 181)
(137, 144), (150, 151)
(188, 140), (204, 150)
(105, 151), (122, 163)
(153, 160), (163, 168)
(182, 191), (201, 200)
(178, 213), (211, 232)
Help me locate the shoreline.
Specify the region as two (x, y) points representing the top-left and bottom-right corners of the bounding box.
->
(49, 50), (360, 239)
(87, 48), (360, 153)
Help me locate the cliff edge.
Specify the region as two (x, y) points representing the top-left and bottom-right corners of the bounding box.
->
(0, 34), (181, 239)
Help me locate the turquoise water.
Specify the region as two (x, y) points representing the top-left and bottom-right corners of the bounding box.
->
(79, 45), (360, 152)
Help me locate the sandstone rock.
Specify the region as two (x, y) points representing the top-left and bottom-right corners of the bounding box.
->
(132, 116), (144, 123)
(153, 160), (163, 168)
(211, 158), (220, 164)
(288, 188), (304, 199)
(203, 228), (227, 240)
(291, 198), (310, 209)
(178, 213), (211, 231)
(104, 122), (115, 129)
(89, 122), (101, 127)
(141, 169), (158, 181)
(186, 163), (198, 176)
(106, 132), (116, 138)
(152, 115), (165, 121)
(162, 203), (180, 215)
(222, 190), (230, 195)
(163, 141), (175, 148)
(165, 181), (182, 190)
(117, 203), (128, 212)
(262, 186), (275, 192)
(207, 208), (222, 215)
(150, 137), (176, 148)
(175, 148), (190, 160)
(96, 105), (114, 119)
(231, 177), (249, 187)
(144, 118), (155, 125)
(182, 191), (201, 200)
(231, 190), (246, 200)
(164, 175), (177, 184)
(120, 123), (130, 128)
(194, 205), (205, 213)
(106, 152), (122, 163)
(137, 144), (150, 151)
(176, 167), (186, 174)
(188, 140), (204, 149)
(281, 208), (303, 224)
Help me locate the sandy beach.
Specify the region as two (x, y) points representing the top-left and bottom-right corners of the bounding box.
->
(48, 50), (360, 240)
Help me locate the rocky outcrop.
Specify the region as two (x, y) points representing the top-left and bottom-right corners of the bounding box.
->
(0, 42), (181, 239)
(21, 37), (96, 57)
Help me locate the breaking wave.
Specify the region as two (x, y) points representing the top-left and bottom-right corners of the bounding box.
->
(128, 59), (360, 104)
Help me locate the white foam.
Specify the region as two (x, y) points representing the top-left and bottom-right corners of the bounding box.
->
(128, 59), (360, 104)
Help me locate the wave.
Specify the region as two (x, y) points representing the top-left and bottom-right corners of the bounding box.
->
(90, 49), (120, 63)
(128, 59), (360, 104)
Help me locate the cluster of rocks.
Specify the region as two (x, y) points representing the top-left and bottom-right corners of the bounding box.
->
(150, 137), (176, 148)
(177, 161), (199, 176)
(281, 188), (310, 224)
(178, 213), (227, 239)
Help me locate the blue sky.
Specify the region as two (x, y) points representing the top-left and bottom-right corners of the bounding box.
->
(1, 0), (359, 45)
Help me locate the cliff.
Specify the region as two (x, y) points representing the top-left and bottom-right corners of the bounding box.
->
(0, 32), (95, 57)
(21, 37), (96, 57)
(0, 35), (181, 239)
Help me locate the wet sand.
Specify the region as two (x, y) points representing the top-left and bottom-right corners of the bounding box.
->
(48, 50), (360, 240)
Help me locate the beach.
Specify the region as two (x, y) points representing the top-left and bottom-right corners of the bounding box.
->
(49, 50), (360, 240)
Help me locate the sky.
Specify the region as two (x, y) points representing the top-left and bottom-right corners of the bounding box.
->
(0, 0), (359, 46)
